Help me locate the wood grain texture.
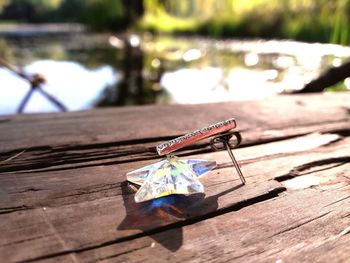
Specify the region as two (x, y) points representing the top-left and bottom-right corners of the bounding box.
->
(0, 93), (349, 262)
(1, 92), (349, 152)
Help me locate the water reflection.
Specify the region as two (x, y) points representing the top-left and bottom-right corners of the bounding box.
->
(0, 60), (118, 114)
(1, 34), (350, 115)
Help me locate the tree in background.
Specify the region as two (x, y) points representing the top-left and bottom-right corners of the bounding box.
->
(0, 0), (62, 22)
(139, 0), (350, 44)
(59, 0), (125, 30)
(0, 0), (144, 31)
(0, 0), (349, 44)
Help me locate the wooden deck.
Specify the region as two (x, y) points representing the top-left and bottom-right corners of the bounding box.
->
(0, 93), (349, 262)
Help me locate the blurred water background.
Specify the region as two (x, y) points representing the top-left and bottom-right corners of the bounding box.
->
(0, 0), (349, 115)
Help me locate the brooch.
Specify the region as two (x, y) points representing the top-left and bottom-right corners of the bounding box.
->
(126, 118), (245, 202)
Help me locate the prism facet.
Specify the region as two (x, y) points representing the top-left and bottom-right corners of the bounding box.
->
(127, 157), (216, 185)
(126, 160), (166, 186)
(126, 156), (216, 203)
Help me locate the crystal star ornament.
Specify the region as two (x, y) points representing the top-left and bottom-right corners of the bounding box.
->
(127, 156), (216, 203)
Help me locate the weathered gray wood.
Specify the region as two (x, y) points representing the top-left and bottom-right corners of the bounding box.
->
(0, 93), (349, 262)
(0, 92), (349, 152)
(76, 187), (350, 263)
(66, 137), (350, 262)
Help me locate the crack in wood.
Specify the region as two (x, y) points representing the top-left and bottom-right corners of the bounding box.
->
(275, 156), (350, 182)
(2, 235), (48, 247)
(10, 187), (42, 194)
(55, 183), (122, 199)
(341, 212), (350, 219)
(0, 118), (11, 123)
(5, 154), (158, 174)
(324, 195), (350, 207)
(22, 186), (286, 262)
(0, 205), (33, 215)
(2, 130), (346, 175)
(267, 211), (333, 238)
(1, 183), (125, 212)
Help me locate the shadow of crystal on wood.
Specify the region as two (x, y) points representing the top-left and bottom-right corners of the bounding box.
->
(118, 182), (243, 251)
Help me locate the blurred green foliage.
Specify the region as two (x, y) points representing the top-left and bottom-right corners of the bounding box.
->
(0, 0), (131, 29)
(0, 0), (61, 22)
(59, 0), (126, 30)
(0, 0), (349, 44)
(139, 0), (350, 45)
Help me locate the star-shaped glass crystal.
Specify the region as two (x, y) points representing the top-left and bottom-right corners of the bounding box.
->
(127, 156), (216, 203)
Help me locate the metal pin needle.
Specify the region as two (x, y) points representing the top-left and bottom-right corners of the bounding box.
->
(221, 139), (246, 184)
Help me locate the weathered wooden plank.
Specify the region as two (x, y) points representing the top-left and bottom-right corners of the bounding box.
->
(0, 117), (347, 175)
(0, 93), (349, 262)
(0, 93), (349, 152)
(0, 167), (283, 262)
(0, 133), (342, 210)
(0, 132), (348, 262)
(76, 182), (350, 263)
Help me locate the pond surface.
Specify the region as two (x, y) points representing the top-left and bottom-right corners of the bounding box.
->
(1, 33), (350, 115)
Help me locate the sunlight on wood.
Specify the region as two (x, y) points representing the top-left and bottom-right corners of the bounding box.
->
(282, 174), (334, 190)
(241, 133), (340, 161)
